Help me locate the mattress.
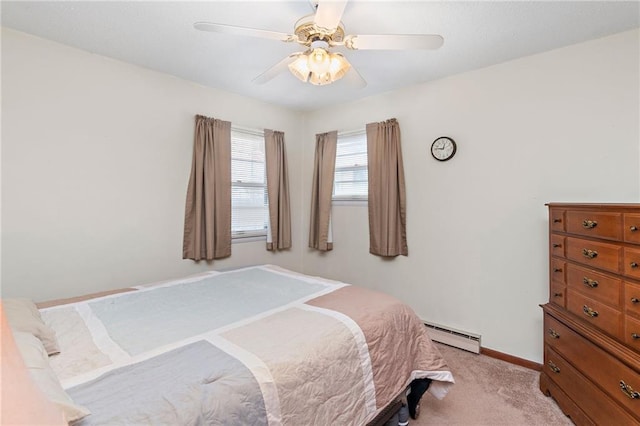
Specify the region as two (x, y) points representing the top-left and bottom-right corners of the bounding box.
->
(40, 265), (454, 425)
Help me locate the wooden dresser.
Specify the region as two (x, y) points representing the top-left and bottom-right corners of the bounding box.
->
(541, 203), (640, 425)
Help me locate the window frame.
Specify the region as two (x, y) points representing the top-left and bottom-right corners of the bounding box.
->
(230, 126), (269, 241)
(332, 128), (368, 203)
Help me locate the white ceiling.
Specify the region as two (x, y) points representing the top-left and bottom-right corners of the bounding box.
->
(2, 1), (639, 111)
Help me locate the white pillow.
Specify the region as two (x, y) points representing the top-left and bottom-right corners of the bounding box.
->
(3, 298), (60, 355)
(13, 330), (91, 423)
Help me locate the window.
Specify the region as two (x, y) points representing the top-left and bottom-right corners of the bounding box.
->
(333, 129), (368, 200)
(231, 128), (268, 239)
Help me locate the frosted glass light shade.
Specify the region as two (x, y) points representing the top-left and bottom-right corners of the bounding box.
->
(307, 48), (331, 75)
(328, 53), (351, 81)
(288, 55), (310, 82)
(308, 72), (332, 86)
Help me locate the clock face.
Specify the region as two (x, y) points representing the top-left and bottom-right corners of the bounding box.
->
(431, 137), (457, 161)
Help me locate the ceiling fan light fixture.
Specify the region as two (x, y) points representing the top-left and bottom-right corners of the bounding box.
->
(288, 54), (311, 82)
(288, 50), (351, 85)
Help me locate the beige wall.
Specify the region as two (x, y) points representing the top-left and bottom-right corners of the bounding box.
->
(1, 28), (305, 302)
(301, 29), (640, 362)
(2, 27), (639, 362)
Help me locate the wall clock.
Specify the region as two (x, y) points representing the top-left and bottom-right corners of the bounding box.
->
(430, 136), (457, 161)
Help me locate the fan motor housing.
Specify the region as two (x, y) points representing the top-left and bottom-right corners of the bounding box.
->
(294, 14), (345, 45)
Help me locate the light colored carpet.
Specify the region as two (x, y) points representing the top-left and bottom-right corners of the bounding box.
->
(413, 343), (574, 426)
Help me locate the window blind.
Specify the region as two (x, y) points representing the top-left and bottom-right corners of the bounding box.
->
(231, 128), (268, 238)
(333, 130), (368, 200)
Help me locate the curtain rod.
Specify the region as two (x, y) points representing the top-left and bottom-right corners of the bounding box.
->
(338, 128), (366, 137)
(232, 124), (264, 137)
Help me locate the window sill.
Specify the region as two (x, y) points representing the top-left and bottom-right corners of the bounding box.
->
(332, 199), (368, 206)
(232, 235), (267, 244)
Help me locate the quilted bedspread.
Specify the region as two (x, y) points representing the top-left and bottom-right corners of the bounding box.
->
(40, 265), (454, 425)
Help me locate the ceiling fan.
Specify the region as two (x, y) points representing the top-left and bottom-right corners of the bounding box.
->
(194, 0), (443, 88)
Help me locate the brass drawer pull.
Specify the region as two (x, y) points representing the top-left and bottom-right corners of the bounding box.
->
(632, 297), (640, 304)
(548, 329), (560, 339)
(582, 249), (598, 259)
(582, 220), (598, 229)
(553, 267), (563, 273)
(631, 226), (639, 232)
(582, 305), (599, 318)
(553, 218), (562, 223)
(547, 361), (560, 373)
(552, 243), (562, 248)
(582, 277), (599, 288)
(553, 292), (563, 298)
(632, 262), (639, 269)
(620, 381), (640, 399)
(632, 333), (640, 340)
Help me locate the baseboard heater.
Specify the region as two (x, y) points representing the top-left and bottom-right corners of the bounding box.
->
(423, 321), (481, 354)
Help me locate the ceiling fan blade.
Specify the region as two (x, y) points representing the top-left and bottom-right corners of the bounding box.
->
(194, 22), (296, 43)
(313, 0), (348, 32)
(345, 34), (444, 50)
(343, 65), (367, 89)
(252, 53), (303, 85)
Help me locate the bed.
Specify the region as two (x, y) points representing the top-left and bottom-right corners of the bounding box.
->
(9, 265), (454, 425)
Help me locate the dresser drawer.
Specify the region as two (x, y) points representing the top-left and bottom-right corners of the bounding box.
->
(540, 373), (595, 426)
(625, 315), (640, 350)
(566, 237), (621, 274)
(550, 235), (566, 258)
(624, 214), (640, 244)
(566, 263), (621, 307)
(544, 346), (638, 426)
(567, 290), (622, 338)
(550, 209), (566, 232)
(626, 282), (640, 317)
(566, 211), (622, 241)
(550, 282), (566, 307)
(544, 314), (640, 416)
(623, 247), (640, 279)
(551, 258), (566, 284)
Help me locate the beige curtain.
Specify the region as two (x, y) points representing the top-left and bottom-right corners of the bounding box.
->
(366, 118), (408, 257)
(182, 115), (232, 261)
(265, 129), (292, 251)
(309, 131), (337, 251)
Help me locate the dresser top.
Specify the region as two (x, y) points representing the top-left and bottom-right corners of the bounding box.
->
(547, 203), (640, 208)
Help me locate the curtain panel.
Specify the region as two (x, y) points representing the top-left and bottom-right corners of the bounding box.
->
(265, 129), (292, 251)
(182, 115), (232, 261)
(309, 131), (337, 251)
(366, 118), (408, 257)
